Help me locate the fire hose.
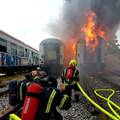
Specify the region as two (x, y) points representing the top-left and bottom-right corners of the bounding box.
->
(94, 89), (120, 119)
(9, 113), (21, 120)
(77, 82), (120, 120)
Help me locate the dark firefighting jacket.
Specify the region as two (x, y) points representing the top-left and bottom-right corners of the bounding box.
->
(18, 80), (31, 106)
(18, 74), (33, 106)
(31, 76), (70, 119)
(35, 87), (71, 120)
(61, 67), (80, 84)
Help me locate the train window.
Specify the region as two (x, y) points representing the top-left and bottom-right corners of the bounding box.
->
(0, 38), (7, 46)
(19, 46), (24, 57)
(0, 38), (7, 52)
(46, 50), (57, 60)
(24, 48), (28, 57)
(27, 50), (30, 57)
(0, 45), (7, 52)
(45, 44), (57, 60)
(11, 43), (17, 56)
(32, 52), (33, 56)
(41, 55), (44, 58)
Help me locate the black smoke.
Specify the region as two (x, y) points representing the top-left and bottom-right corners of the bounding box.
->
(48, 0), (120, 40)
(92, 0), (120, 29)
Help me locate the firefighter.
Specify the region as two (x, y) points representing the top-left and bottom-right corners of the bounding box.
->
(32, 70), (58, 88)
(17, 70), (44, 117)
(10, 83), (70, 120)
(16, 71), (40, 117)
(32, 70), (41, 81)
(18, 73), (33, 106)
(35, 84), (70, 120)
(21, 70), (71, 120)
(61, 59), (80, 101)
(31, 70), (48, 87)
(40, 70), (58, 88)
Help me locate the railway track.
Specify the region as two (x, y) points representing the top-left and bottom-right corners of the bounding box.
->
(0, 87), (11, 119)
(0, 87), (19, 120)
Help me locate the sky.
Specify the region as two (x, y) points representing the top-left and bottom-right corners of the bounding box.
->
(0, 0), (120, 50)
(0, 0), (64, 50)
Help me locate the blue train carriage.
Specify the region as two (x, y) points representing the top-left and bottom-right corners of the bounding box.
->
(0, 30), (40, 75)
(0, 52), (20, 74)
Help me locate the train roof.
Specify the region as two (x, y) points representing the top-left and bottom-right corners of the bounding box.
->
(40, 38), (63, 45)
(0, 30), (39, 53)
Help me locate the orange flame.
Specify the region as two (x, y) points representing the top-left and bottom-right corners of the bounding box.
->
(63, 11), (107, 66)
(72, 42), (76, 57)
(81, 11), (106, 51)
(64, 39), (77, 66)
(97, 27), (106, 39)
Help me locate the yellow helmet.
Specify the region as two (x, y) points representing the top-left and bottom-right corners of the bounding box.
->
(69, 59), (77, 66)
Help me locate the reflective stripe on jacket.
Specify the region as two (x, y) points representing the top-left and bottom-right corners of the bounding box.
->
(45, 89), (57, 113)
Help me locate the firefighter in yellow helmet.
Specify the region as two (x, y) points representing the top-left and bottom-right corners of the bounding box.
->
(69, 59), (77, 64)
(61, 59), (80, 101)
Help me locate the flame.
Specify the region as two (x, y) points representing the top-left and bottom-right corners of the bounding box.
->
(63, 10), (107, 66)
(64, 39), (77, 66)
(72, 42), (76, 57)
(81, 11), (106, 51)
(97, 26), (106, 39)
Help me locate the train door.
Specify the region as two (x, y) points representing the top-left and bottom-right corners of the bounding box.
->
(77, 41), (84, 64)
(77, 40), (85, 72)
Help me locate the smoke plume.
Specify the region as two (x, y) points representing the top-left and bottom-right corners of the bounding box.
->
(48, 0), (120, 41)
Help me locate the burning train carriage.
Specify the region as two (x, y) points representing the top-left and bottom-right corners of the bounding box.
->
(77, 36), (105, 76)
(0, 30), (40, 75)
(77, 11), (106, 75)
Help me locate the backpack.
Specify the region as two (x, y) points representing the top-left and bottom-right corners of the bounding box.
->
(9, 80), (18, 106)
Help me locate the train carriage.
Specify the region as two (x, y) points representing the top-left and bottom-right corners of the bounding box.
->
(0, 30), (40, 75)
(39, 38), (64, 77)
(77, 36), (105, 75)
